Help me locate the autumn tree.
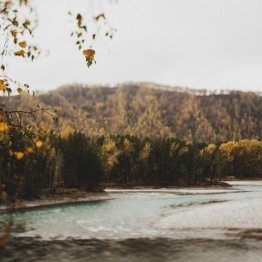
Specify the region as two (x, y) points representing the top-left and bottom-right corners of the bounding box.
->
(0, 0), (114, 188)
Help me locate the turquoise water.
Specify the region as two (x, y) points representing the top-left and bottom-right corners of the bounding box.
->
(1, 181), (262, 261)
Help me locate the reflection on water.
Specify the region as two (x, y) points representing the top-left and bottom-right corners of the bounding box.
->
(0, 181), (262, 261)
(1, 238), (262, 262)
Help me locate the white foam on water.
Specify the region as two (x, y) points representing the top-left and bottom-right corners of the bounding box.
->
(226, 180), (262, 186)
(155, 198), (262, 230)
(106, 188), (241, 195)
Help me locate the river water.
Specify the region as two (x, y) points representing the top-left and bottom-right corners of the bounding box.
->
(1, 181), (262, 261)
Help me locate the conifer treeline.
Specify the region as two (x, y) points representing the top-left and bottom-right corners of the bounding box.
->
(1, 130), (261, 199)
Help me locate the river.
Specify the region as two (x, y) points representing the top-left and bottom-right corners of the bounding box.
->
(1, 181), (262, 261)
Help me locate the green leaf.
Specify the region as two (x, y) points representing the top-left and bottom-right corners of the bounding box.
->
(17, 87), (22, 94)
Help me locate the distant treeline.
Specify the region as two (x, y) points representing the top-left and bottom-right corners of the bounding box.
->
(2, 83), (262, 143)
(0, 130), (261, 199)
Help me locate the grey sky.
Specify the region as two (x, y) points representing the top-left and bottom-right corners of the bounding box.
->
(7, 0), (262, 91)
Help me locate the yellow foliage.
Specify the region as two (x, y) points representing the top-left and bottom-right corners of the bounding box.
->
(14, 151), (24, 160)
(139, 143), (151, 161)
(25, 147), (34, 154)
(219, 141), (239, 162)
(19, 41), (27, 48)
(60, 125), (74, 139)
(83, 49), (95, 62)
(122, 138), (134, 155)
(0, 122), (9, 132)
(206, 144), (217, 154)
(0, 79), (7, 91)
(14, 50), (25, 57)
(200, 143), (217, 156)
(100, 139), (120, 171)
(35, 140), (43, 148)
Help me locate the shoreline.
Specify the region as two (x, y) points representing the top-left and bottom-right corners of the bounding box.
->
(0, 184), (230, 212)
(2, 180), (261, 212)
(0, 192), (113, 212)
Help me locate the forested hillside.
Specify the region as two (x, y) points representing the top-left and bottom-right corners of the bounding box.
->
(1, 83), (262, 197)
(2, 83), (261, 143)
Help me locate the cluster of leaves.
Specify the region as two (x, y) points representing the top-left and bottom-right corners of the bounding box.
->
(0, 0), (40, 94)
(0, 104), (59, 224)
(0, 0), (39, 61)
(0, 126), (58, 199)
(69, 9), (115, 67)
(0, 0), (116, 92)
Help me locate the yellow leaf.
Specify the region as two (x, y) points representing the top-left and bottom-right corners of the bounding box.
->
(25, 147), (34, 154)
(14, 152), (24, 160)
(0, 122), (9, 132)
(14, 50), (25, 57)
(19, 41), (27, 48)
(35, 140), (43, 148)
(83, 49), (95, 62)
(0, 79), (7, 91)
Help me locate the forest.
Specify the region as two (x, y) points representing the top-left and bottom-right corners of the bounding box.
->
(0, 128), (261, 199)
(2, 83), (261, 143)
(0, 83), (261, 199)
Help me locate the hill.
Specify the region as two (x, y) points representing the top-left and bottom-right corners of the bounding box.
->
(2, 83), (262, 143)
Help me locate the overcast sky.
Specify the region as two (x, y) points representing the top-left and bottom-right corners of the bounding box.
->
(6, 0), (262, 91)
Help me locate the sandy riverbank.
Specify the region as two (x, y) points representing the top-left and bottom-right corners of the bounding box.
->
(0, 190), (112, 212)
